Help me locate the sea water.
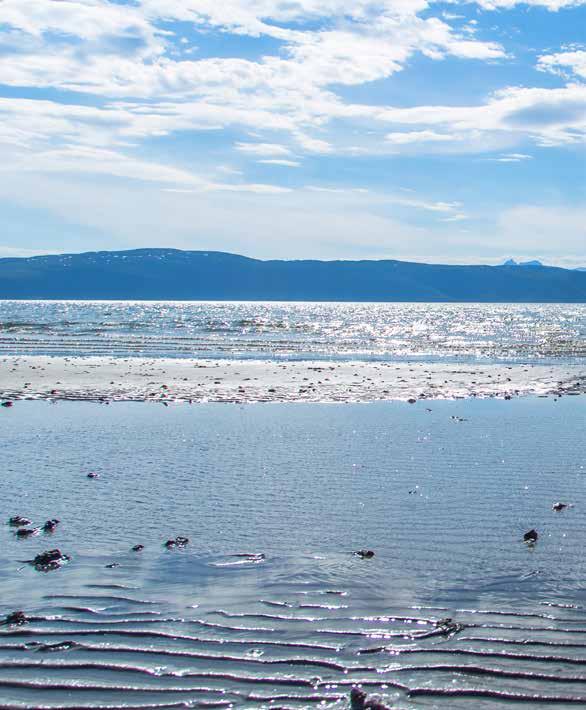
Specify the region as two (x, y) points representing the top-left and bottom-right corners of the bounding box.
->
(2, 300), (586, 363)
(2, 397), (586, 708)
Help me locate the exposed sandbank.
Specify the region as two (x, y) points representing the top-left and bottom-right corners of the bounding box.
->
(1, 355), (585, 404)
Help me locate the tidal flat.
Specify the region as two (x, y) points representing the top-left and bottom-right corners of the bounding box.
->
(1, 355), (585, 403)
(2, 398), (586, 708)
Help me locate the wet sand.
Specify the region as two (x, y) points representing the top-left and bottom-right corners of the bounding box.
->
(1, 355), (585, 403)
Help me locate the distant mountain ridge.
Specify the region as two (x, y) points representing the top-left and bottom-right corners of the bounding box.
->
(1, 248), (586, 302)
(502, 258), (544, 267)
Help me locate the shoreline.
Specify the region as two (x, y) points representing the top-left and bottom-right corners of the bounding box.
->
(1, 355), (585, 404)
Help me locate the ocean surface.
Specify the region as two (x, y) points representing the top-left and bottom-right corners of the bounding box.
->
(2, 301), (586, 363)
(2, 398), (586, 708)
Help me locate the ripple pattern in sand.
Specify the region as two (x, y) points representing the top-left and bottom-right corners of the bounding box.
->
(6, 587), (586, 708)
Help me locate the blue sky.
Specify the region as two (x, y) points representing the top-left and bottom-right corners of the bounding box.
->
(0, 0), (584, 265)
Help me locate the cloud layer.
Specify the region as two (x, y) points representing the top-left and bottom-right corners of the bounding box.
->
(0, 0), (584, 262)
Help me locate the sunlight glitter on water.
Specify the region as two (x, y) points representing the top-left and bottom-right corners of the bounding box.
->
(2, 301), (586, 363)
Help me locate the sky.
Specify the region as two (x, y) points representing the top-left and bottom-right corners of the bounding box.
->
(0, 0), (585, 266)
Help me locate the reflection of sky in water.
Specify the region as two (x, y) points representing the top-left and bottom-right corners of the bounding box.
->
(3, 399), (586, 707)
(1, 301), (586, 363)
(3, 399), (586, 606)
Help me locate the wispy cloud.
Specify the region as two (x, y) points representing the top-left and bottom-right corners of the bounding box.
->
(441, 213), (469, 222)
(235, 142), (293, 157)
(258, 159), (302, 167)
(488, 152), (534, 162)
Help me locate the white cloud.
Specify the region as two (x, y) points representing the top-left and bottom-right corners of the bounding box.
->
(294, 134), (334, 154)
(496, 205), (586, 255)
(441, 213), (469, 222)
(389, 196), (464, 213)
(0, 0), (507, 165)
(488, 152), (534, 161)
(0, 0), (580, 179)
(374, 84), (586, 149)
(303, 187), (464, 215)
(0, 246), (56, 258)
(306, 186), (370, 194)
(166, 183), (292, 194)
(0, 0), (157, 43)
(208, 183), (292, 194)
(17, 145), (207, 186)
(386, 130), (456, 144)
(258, 159), (302, 167)
(538, 49), (586, 79)
(466, 1), (586, 9)
(235, 142), (293, 157)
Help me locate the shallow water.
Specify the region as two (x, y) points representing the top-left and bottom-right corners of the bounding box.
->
(3, 301), (586, 363)
(2, 398), (586, 708)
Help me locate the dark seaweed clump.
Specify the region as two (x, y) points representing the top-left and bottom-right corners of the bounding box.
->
(30, 549), (71, 572)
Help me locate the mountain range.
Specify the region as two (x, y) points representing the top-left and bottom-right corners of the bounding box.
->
(1, 249), (586, 302)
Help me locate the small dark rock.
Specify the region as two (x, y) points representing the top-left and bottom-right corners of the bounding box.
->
(165, 536), (189, 549)
(435, 617), (464, 636)
(407, 398), (417, 404)
(350, 688), (392, 710)
(350, 687), (368, 710)
(31, 549), (70, 572)
(15, 528), (39, 538)
(524, 529), (538, 544)
(36, 640), (78, 652)
(3, 611), (27, 626)
(354, 549), (375, 559)
(9, 516), (32, 527)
